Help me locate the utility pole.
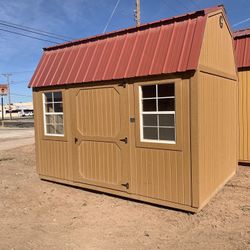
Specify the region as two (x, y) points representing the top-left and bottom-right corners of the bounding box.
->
(135, 0), (141, 26)
(2, 73), (12, 120)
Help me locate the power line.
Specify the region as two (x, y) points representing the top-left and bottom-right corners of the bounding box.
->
(0, 19), (74, 40)
(103, 0), (121, 33)
(0, 22), (69, 42)
(0, 27), (59, 44)
(3, 70), (34, 74)
(161, 0), (179, 14)
(233, 17), (250, 27)
(189, 0), (201, 9)
(11, 93), (32, 97)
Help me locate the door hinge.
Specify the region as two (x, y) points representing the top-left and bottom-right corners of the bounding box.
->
(121, 182), (129, 189)
(120, 137), (128, 144)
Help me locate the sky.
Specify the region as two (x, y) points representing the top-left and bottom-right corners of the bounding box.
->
(0, 0), (249, 104)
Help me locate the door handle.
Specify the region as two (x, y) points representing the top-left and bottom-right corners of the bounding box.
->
(74, 137), (78, 144)
(120, 137), (128, 144)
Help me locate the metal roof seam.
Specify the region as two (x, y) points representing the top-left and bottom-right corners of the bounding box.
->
(92, 38), (110, 81)
(35, 53), (51, 87)
(57, 48), (74, 85)
(186, 16), (207, 70)
(123, 32), (140, 77)
(65, 46), (81, 84)
(82, 41), (100, 82)
(148, 25), (163, 75)
(162, 22), (176, 73)
(102, 37), (118, 80)
(177, 19), (191, 71)
(135, 28), (151, 77)
(49, 49), (66, 86)
(73, 44), (90, 83)
(42, 50), (59, 86)
(112, 34), (129, 79)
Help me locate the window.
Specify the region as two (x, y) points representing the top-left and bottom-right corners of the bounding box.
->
(140, 83), (176, 144)
(43, 91), (64, 136)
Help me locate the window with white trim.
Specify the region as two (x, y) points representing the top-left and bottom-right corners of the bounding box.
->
(140, 83), (176, 143)
(43, 91), (64, 136)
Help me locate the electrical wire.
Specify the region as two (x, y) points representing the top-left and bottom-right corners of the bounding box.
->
(0, 19), (74, 40)
(233, 17), (250, 27)
(161, 0), (179, 14)
(11, 93), (32, 97)
(0, 27), (59, 44)
(0, 22), (69, 42)
(103, 0), (121, 33)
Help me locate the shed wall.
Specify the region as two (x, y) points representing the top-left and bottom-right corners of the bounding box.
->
(33, 90), (74, 181)
(195, 72), (237, 207)
(33, 76), (192, 210)
(238, 70), (250, 162)
(199, 12), (236, 77)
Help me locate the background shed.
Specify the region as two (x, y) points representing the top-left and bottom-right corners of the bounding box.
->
(29, 6), (237, 212)
(234, 29), (250, 163)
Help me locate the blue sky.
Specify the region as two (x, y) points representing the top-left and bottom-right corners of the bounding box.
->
(0, 0), (248, 103)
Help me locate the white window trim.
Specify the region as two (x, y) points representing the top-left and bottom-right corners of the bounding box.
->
(43, 92), (64, 137)
(139, 84), (176, 144)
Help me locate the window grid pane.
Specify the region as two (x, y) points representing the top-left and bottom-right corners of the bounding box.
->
(141, 83), (176, 143)
(43, 92), (64, 136)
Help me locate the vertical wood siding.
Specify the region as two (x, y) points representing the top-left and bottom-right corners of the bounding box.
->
(75, 87), (120, 137)
(238, 70), (250, 162)
(199, 13), (236, 76)
(33, 90), (73, 181)
(198, 73), (237, 205)
(78, 141), (121, 185)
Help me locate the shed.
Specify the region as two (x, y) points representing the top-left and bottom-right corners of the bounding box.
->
(29, 5), (237, 212)
(234, 29), (250, 163)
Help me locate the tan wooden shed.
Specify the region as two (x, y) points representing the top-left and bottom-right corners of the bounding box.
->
(234, 29), (250, 164)
(29, 5), (237, 212)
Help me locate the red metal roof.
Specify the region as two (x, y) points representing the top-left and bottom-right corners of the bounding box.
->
(29, 6), (224, 88)
(234, 29), (250, 69)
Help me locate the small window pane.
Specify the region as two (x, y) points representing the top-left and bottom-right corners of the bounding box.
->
(142, 85), (156, 98)
(54, 103), (63, 112)
(44, 92), (52, 103)
(46, 115), (54, 124)
(54, 92), (62, 102)
(158, 84), (175, 97)
(159, 128), (175, 141)
(143, 127), (158, 140)
(143, 99), (157, 111)
(159, 114), (175, 127)
(55, 125), (64, 134)
(47, 124), (56, 134)
(45, 103), (53, 112)
(158, 98), (175, 111)
(55, 115), (63, 124)
(143, 114), (157, 126)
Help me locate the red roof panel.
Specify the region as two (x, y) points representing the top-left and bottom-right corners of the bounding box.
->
(29, 6), (224, 88)
(234, 29), (250, 69)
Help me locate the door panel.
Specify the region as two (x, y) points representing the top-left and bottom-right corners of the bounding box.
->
(72, 85), (130, 192)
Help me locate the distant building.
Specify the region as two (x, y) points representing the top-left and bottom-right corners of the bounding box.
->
(0, 102), (33, 118)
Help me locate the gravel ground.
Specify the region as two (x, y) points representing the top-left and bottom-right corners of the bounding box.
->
(0, 144), (249, 250)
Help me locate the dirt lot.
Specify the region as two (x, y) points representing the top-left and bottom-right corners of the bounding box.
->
(0, 144), (249, 250)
